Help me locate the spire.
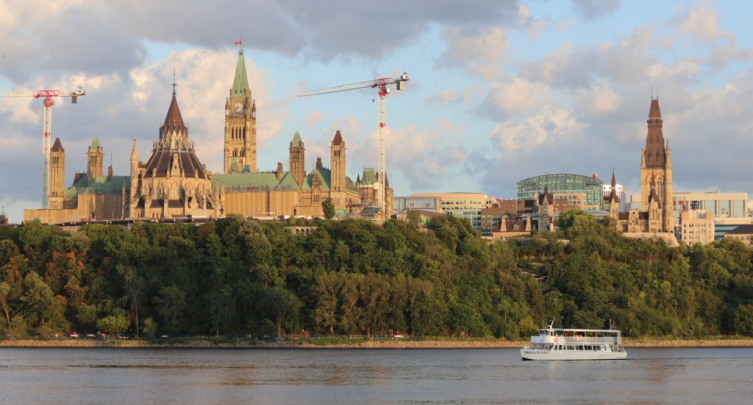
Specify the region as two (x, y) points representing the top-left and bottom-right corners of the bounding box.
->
(131, 140), (138, 160)
(611, 170), (617, 190)
(644, 97), (666, 168)
(172, 68), (177, 96)
(161, 91), (188, 137)
(51, 137), (64, 153)
(232, 48), (251, 98)
(89, 137), (101, 152)
(649, 98), (661, 118)
(332, 130), (343, 145)
(291, 131), (302, 147)
(608, 170), (620, 204)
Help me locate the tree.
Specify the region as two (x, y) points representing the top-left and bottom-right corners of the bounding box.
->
(96, 315), (130, 335)
(0, 282), (11, 329)
(208, 286), (235, 337)
(20, 272), (66, 329)
(117, 264), (143, 338)
(153, 285), (187, 334)
(322, 197), (336, 220)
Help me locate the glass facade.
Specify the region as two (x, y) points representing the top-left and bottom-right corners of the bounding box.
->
(517, 174), (605, 210)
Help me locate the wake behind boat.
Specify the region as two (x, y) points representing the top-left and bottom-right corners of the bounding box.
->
(520, 321), (627, 361)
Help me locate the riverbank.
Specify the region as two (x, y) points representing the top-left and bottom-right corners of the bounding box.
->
(2, 337), (753, 349)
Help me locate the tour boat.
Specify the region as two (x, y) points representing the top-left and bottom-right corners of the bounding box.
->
(520, 321), (627, 361)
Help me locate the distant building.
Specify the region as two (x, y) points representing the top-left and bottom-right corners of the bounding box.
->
(394, 196), (442, 215)
(714, 217), (753, 240)
(410, 192), (489, 229)
(724, 225), (753, 247)
(517, 173), (604, 210)
(679, 209), (715, 246)
(673, 191), (748, 222)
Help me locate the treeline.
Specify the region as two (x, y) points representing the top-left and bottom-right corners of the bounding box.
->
(1, 210), (752, 340)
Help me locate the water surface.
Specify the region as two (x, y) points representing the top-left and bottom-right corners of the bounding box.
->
(1, 348), (751, 404)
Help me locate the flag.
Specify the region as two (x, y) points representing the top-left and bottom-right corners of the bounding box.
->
(235, 40), (242, 46)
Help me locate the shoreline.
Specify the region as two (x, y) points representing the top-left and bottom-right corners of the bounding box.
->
(2, 338), (753, 349)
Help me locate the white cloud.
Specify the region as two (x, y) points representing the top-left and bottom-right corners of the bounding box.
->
(480, 77), (549, 118)
(574, 80), (622, 116)
(671, 2), (734, 44)
(489, 107), (586, 156)
(440, 26), (508, 80)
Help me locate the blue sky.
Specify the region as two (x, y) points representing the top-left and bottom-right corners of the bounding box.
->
(1, 0), (753, 222)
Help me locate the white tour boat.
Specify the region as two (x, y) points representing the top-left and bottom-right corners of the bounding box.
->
(520, 321), (627, 361)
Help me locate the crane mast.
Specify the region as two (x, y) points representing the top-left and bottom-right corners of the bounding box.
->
(299, 73), (409, 218)
(0, 88), (85, 208)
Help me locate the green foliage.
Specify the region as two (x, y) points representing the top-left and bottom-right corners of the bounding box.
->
(322, 198), (336, 219)
(96, 315), (130, 335)
(0, 216), (751, 340)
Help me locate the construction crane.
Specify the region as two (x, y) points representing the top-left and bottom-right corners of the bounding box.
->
(298, 73), (409, 218)
(0, 87), (85, 208)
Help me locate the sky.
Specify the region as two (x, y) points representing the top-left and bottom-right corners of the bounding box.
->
(1, 0), (753, 223)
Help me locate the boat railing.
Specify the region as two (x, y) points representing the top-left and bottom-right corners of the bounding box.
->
(558, 336), (621, 344)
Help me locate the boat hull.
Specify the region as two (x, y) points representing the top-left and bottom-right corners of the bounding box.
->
(520, 349), (627, 361)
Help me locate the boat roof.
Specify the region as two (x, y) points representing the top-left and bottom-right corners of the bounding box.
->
(539, 328), (620, 333)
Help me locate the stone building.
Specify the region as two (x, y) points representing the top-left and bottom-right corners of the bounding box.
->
(128, 86), (224, 220)
(607, 98), (678, 246)
(23, 48), (393, 223)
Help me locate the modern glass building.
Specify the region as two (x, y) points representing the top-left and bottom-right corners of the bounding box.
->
(410, 192), (489, 229)
(517, 174), (604, 210)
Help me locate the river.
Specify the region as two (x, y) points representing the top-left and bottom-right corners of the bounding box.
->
(1, 348), (751, 404)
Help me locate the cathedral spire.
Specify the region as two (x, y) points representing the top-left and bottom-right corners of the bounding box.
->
(644, 97), (666, 168)
(232, 48), (250, 98)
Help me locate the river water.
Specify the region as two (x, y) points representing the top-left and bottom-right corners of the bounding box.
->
(1, 347), (751, 404)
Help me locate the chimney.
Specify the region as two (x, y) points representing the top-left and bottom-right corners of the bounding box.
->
(107, 165), (113, 180)
(276, 162), (283, 181)
(315, 156), (323, 170)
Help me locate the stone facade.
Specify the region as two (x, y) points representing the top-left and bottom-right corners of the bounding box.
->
(607, 98), (678, 246)
(23, 49), (394, 224)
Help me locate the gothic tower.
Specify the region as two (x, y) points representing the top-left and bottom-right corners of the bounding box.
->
(224, 48), (257, 173)
(330, 130), (346, 192)
(87, 137), (103, 185)
(289, 132), (305, 188)
(49, 138), (65, 209)
(639, 97), (674, 233)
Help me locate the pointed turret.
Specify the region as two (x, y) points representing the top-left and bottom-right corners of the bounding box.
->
(231, 49), (251, 98)
(289, 132), (305, 188)
(644, 97), (666, 168)
(130, 140), (139, 179)
(160, 93), (188, 139)
(51, 138), (64, 153)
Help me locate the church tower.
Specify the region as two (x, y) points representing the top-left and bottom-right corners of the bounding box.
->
(49, 138), (65, 209)
(640, 97), (674, 233)
(87, 137), (103, 185)
(289, 132), (305, 188)
(224, 47), (257, 173)
(330, 130), (346, 192)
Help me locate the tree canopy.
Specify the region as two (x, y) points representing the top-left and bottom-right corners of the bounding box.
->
(1, 210), (752, 339)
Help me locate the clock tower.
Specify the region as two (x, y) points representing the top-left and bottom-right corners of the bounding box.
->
(224, 48), (257, 173)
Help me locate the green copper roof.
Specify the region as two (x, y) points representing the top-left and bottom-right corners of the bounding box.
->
(232, 49), (250, 97)
(361, 168), (376, 185)
(229, 157), (239, 173)
(302, 169), (331, 191)
(212, 172), (301, 191)
(291, 132), (302, 147)
(65, 174), (130, 198)
(89, 137), (101, 151)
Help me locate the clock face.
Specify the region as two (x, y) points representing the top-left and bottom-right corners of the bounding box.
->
(234, 102), (243, 113)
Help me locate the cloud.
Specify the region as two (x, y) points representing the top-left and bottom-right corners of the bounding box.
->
(670, 2), (735, 44)
(479, 77), (549, 118)
(426, 86), (485, 106)
(489, 107), (586, 156)
(571, 0), (621, 20)
(573, 80), (622, 116)
(439, 26), (509, 80)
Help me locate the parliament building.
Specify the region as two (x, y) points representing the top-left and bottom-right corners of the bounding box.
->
(24, 48), (392, 224)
